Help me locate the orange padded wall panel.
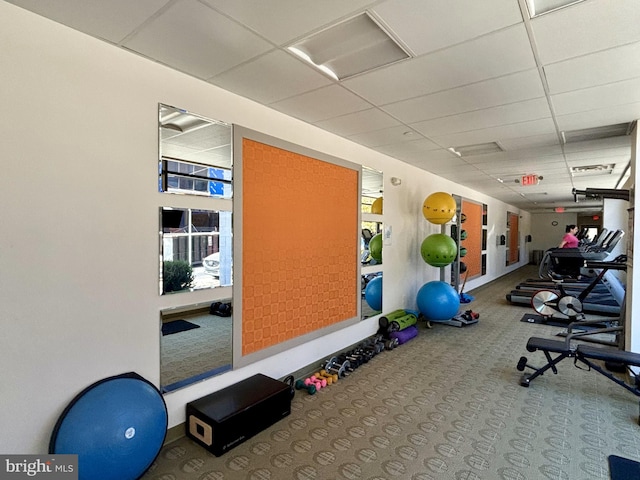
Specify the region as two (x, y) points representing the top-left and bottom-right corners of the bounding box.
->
(509, 213), (519, 264)
(242, 139), (358, 356)
(461, 200), (482, 278)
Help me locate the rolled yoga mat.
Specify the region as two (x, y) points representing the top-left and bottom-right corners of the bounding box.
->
(378, 309), (408, 329)
(387, 313), (418, 332)
(389, 325), (418, 345)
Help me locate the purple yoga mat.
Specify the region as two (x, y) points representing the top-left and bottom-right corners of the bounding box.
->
(389, 325), (418, 344)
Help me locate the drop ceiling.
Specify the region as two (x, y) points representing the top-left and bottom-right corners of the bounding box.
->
(8, 0), (639, 213)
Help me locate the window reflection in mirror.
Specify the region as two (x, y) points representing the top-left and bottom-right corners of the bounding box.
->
(361, 166), (383, 319)
(159, 104), (232, 198)
(160, 207), (232, 295)
(160, 302), (232, 393)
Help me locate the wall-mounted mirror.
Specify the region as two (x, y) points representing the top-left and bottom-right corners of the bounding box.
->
(160, 301), (233, 392)
(160, 207), (232, 294)
(158, 104), (234, 391)
(159, 104), (232, 198)
(361, 166), (383, 319)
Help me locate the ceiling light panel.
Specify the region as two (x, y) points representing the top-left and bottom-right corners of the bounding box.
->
(570, 164), (615, 176)
(451, 142), (504, 156)
(288, 13), (410, 80)
(526, 0), (585, 17)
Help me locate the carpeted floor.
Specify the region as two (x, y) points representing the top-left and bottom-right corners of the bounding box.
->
(145, 266), (640, 479)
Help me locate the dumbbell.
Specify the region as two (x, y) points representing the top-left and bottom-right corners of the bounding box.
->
(316, 370), (339, 385)
(340, 352), (362, 367)
(295, 378), (317, 395)
(308, 375), (327, 390)
(324, 357), (351, 377)
(384, 338), (399, 350)
(311, 371), (333, 386)
(342, 351), (364, 367)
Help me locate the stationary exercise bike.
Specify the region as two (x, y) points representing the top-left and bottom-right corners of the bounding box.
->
(530, 255), (626, 322)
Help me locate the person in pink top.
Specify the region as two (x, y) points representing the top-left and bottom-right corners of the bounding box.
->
(559, 224), (579, 248)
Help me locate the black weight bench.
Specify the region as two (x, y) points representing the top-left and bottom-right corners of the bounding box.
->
(517, 336), (640, 399)
(517, 337), (576, 387)
(575, 345), (640, 397)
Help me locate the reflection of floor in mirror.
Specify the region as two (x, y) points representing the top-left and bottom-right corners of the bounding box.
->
(160, 312), (232, 389)
(361, 301), (379, 319)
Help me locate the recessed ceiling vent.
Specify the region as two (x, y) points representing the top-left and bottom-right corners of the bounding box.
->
(287, 13), (411, 80)
(571, 164), (615, 177)
(562, 123), (633, 144)
(450, 142), (504, 157)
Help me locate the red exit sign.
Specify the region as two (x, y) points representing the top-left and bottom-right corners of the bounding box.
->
(521, 174), (539, 186)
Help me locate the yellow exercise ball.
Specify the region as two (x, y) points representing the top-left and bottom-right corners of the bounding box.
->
(422, 192), (456, 224)
(371, 197), (383, 215)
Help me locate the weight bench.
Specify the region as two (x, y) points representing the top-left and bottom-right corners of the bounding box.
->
(517, 337), (577, 387)
(517, 336), (640, 402)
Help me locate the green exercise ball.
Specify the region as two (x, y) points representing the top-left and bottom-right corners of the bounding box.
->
(420, 234), (457, 267)
(369, 233), (383, 262)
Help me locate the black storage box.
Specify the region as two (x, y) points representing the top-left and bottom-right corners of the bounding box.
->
(186, 374), (291, 456)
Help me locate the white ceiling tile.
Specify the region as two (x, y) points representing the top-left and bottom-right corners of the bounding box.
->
(372, 0), (522, 56)
(556, 102), (640, 132)
(314, 108), (401, 137)
(382, 69), (545, 123)
(210, 50), (332, 104)
(476, 161), (568, 176)
(348, 126), (429, 147)
(565, 153), (631, 166)
(572, 175), (621, 190)
(563, 136), (632, 153)
(429, 118), (557, 147)
(124, 1), (272, 79)
(531, 0), (640, 65)
(375, 141), (450, 162)
(411, 98), (551, 137)
(269, 85), (372, 123)
(202, 0), (378, 45)
(544, 42), (640, 94)
(499, 133), (561, 150)
(5, 0), (167, 43)
(424, 156), (473, 174)
(552, 77), (640, 116)
(343, 24), (537, 105)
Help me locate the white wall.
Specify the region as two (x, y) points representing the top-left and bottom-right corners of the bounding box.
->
(529, 212), (579, 253)
(0, 3), (530, 453)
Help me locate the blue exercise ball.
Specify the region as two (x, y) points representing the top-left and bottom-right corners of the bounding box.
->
(50, 373), (167, 480)
(416, 281), (460, 321)
(364, 276), (383, 311)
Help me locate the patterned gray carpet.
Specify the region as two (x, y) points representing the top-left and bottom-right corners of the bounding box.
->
(145, 266), (640, 479)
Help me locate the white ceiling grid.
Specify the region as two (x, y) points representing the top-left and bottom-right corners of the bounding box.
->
(6, 0), (639, 212)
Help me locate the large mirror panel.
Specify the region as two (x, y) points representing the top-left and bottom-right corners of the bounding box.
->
(158, 104), (234, 392)
(159, 104), (232, 198)
(160, 302), (232, 392)
(160, 207), (232, 294)
(361, 167), (383, 319)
